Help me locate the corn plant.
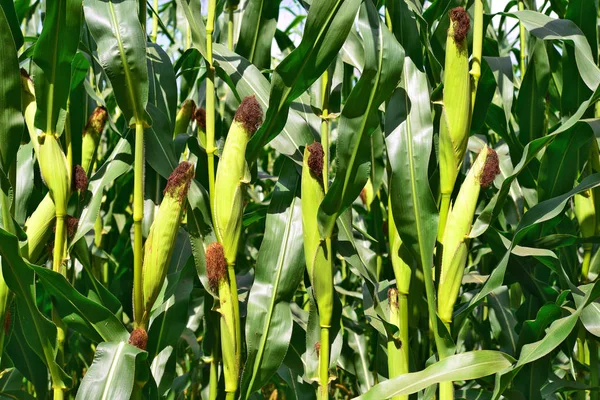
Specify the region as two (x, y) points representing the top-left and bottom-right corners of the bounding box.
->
(2, 0), (600, 399)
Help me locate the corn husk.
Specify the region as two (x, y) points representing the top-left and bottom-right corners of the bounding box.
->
(141, 162), (194, 318)
(173, 99), (196, 139)
(213, 96), (262, 264)
(438, 146), (499, 323)
(81, 106), (108, 175)
(302, 143), (334, 327)
(38, 134), (70, 216)
(24, 194), (55, 262)
(439, 7), (471, 198)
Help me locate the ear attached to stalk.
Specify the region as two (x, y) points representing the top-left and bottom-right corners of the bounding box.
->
(140, 162), (195, 326)
(205, 241), (239, 396)
(438, 7), (472, 239)
(438, 146), (500, 324)
(213, 95), (263, 264)
(81, 106), (108, 175)
(38, 134), (71, 217)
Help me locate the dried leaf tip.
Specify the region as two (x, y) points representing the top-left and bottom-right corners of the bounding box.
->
(449, 7), (470, 44)
(72, 165), (88, 192)
(164, 162), (195, 202)
(193, 106), (205, 131)
(307, 142), (324, 179)
(479, 148), (500, 188)
(234, 95), (263, 135)
(206, 242), (227, 291)
(83, 106), (108, 137)
(128, 328), (148, 351)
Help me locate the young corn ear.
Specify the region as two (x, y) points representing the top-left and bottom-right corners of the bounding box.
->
(38, 134), (71, 216)
(213, 96), (262, 264)
(193, 106), (206, 147)
(439, 7), (471, 200)
(81, 106), (108, 175)
(20, 69), (39, 154)
(302, 142), (334, 328)
(206, 242), (239, 396)
(141, 162), (194, 322)
(24, 194), (55, 262)
(174, 99), (196, 139)
(438, 146), (499, 324)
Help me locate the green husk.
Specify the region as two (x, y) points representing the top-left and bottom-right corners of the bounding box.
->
(174, 99), (196, 139)
(38, 134), (70, 217)
(141, 162), (194, 325)
(24, 195), (55, 262)
(81, 106), (108, 175)
(438, 146), (499, 324)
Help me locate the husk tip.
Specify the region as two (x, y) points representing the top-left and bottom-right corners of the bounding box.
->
(128, 328), (148, 350)
(480, 148), (500, 188)
(307, 142), (324, 179)
(164, 161), (195, 202)
(449, 7), (470, 44)
(206, 242), (227, 291)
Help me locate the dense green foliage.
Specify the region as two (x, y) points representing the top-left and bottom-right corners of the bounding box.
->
(1, 0), (600, 399)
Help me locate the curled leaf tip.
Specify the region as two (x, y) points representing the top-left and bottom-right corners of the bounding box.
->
(307, 142), (324, 179)
(449, 7), (470, 43)
(128, 328), (148, 350)
(480, 148), (500, 188)
(164, 162), (195, 202)
(83, 106), (108, 137)
(206, 242), (227, 291)
(72, 165), (88, 192)
(193, 106), (206, 131)
(234, 95), (263, 135)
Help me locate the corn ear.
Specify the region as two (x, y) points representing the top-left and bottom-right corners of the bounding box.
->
(438, 146), (499, 323)
(206, 242), (238, 395)
(174, 99), (196, 139)
(20, 69), (39, 155)
(213, 96), (262, 264)
(439, 7), (471, 198)
(81, 106), (108, 175)
(38, 134), (70, 216)
(141, 162), (194, 321)
(24, 194), (55, 262)
(193, 106), (206, 147)
(302, 143), (334, 327)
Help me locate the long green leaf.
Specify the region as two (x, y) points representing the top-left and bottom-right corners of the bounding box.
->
(355, 351), (514, 399)
(83, 0), (149, 125)
(236, 0), (280, 70)
(241, 159), (304, 398)
(246, 0), (361, 160)
(0, 229), (71, 389)
(32, 0), (81, 135)
(318, 0), (404, 238)
(75, 341), (147, 400)
(0, 6), (23, 172)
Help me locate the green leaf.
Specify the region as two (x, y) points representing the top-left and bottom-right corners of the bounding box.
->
(32, 264), (128, 343)
(318, 0), (404, 238)
(236, 0), (280, 70)
(0, 228), (71, 389)
(537, 127), (592, 201)
(147, 43), (177, 132)
(32, 0), (82, 135)
(246, 0), (361, 160)
(355, 351), (514, 399)
(241, 159), (304, 398)
(84, 0), (150, 125)
(511, 10), (600, 91)
(75, 341), (147, 400)
(516, 39), (550, 145)
(0, 6), (23, 172)
(0, 0), (24, 49)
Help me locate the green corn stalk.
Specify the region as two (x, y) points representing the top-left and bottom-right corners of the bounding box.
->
(140, 162), (194, 327)
(81, 106), (108, 175)
(387, 202), (410, 400)
(302, 142), (334, 400)
(206, 242), (238, 399)
(438, 7), (471, 241)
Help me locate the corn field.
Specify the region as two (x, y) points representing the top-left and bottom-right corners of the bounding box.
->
(2, 0), (600, 398)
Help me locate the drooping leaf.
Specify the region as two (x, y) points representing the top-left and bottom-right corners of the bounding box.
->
(84, 0), (150, 125)
(246, 0), (361, 160)
(318, 0), (404, 238)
